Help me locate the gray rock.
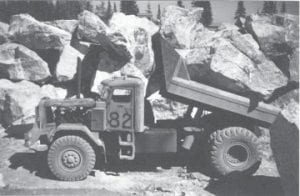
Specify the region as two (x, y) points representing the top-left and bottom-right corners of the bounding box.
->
(109, 12), (159, 78)
(9, 14), (71, 50)
(210, 38), (288, 99)
(56, 45), (84, 81)
(161, 5), (206, 49)
(77, 10), (109, 43)
(0, 43), (50, 81)
(0, 21), (9, 44)
(0, 79), (41, 126)
(45, 19), (78, 34)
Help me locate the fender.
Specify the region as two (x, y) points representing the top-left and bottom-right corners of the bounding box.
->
(49, 123), (106, 151)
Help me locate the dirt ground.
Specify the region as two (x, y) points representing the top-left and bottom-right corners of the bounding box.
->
(0, 124), (284, 196)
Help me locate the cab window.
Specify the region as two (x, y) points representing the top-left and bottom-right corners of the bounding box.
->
(111, 89), (132, 103)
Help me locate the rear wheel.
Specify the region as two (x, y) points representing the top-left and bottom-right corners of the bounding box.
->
(208, 127), (261, 177)
(48, 135), (96, 181)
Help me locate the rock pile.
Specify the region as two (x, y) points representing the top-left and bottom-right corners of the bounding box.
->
(0, 6), (298, 127)
(157, 6), (298, 124)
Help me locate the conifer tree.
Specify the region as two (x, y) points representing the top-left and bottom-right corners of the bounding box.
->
(120, 0), (139, 15)
(157, 4), (161, 20)
(113, 2), (117, 12)
(280, 2), (286, 13)
(146, 2), (152, 14)
(235, 1), (246, 19)
(105, 0), (113, 20)
(234, 1), (247, 33)
(262, 1), (277, 15)
(191, 1), (213, 26)
(177, 0), (184, 8)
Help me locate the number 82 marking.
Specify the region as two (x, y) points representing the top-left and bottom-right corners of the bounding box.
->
(109, 112), (132, 129)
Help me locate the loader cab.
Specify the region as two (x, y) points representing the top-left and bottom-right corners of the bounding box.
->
(101, 77), (145, 133)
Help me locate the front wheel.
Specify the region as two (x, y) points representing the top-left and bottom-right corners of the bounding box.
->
(48, 135), (96, 181)
(208, 127), (261, 177)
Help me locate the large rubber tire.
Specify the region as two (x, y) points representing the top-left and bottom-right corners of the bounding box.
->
(208, 127), (261, 177)
(48, 135), (96, 181)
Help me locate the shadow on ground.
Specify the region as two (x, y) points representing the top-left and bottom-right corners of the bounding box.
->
(205, 175), (284, 196)
(9, 151), (56, 180)
(4, 124), (33, 139)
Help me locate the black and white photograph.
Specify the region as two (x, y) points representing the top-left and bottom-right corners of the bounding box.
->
(0, 0), (298, 195)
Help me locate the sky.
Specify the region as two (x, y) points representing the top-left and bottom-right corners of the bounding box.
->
(107, 1), (299, 26)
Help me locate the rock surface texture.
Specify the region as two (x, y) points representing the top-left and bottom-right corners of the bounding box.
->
(9, 14), (71, 50)
(0, 43), (50, 81)
(161, 6), (288, 100)
(0, 22), (9, 45)
(45, 19), (78, 34)
(56, 45), (84, 81)
(77, 10), (109, 43)
(0, 79), (41, 126)
(110, 12), (159, 78)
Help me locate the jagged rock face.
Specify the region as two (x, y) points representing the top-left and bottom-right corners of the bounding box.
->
(0, 79), (41, 126)
(45, 20), (78, 34)
(56, 45), (84, 81)
(174, 25), (288, 99)
(0, 22), (9, 45)
(160, 6), (289, 100)
(210, 38), (288, 98)
(0, 80), (68, 127)
(282, 14), (299, 49)
(77, 10), (109, 43)
(161, 5), (215, 49)
(110, 13), (159, 78)
(8, 14), (71, 50)
(248, 20), (286, 56)
(246, 14), (299, 81)
(0, 43), (50, 81)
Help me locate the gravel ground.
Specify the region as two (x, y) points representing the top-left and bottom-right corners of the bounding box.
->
(0, 125), (283, 196)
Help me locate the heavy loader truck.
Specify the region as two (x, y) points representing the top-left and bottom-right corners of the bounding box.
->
(25, 33), (291, 183)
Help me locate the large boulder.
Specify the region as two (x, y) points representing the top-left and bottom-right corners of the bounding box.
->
(209, 38), (288, 98)
(0, 43), (50, 81)
(56, 45), (84, 81)
(9, 14), (71, 50)
(77, 10), (109, 43)
(160, 7), (289, 100)
(0, 21), (9, 44)
(161, 6), (218, 49)
(0, 79), (41, 126)
(247, 18), (286, 56)
(246, 14), (299, 80)
(109, 12), (159, 77)
(45, 19), (78, 34)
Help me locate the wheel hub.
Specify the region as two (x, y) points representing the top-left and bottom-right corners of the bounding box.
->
(224, 143), (250, 168)
(61, 150), (81, 169)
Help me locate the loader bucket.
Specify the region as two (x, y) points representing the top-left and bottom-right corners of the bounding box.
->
(269, 114), (299, 196)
